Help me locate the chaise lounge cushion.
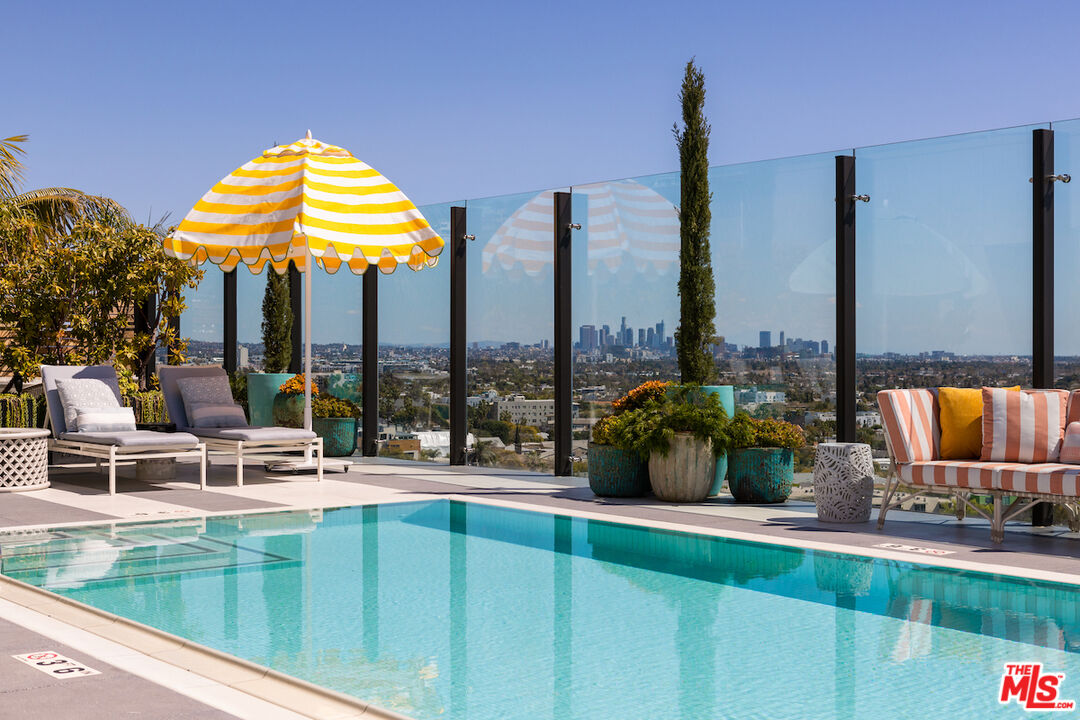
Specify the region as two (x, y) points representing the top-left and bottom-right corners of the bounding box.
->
(59, 430), (200, 448)
(995, 463), (1080, 497)
(898, 461), (999, 490)
(182, 426), (316, 443)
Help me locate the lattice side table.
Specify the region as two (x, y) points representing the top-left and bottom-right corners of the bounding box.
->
(0, 428), (50, 492)
(813, 442), (874, 523)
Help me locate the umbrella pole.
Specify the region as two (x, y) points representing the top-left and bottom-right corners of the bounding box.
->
(304, 247), (313, 462)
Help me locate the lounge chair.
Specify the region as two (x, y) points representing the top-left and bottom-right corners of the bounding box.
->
(158, 366), (323, 486)
(41, 365), (207, 495)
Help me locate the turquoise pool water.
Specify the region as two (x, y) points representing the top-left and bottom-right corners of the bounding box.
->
(3, 500), (1079, 719)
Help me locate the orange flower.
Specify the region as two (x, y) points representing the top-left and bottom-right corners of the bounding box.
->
(279, 374), (319, 396)
(611, 380), (672, 414)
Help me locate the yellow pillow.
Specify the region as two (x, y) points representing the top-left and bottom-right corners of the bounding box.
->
(938, 386), (1020, 459)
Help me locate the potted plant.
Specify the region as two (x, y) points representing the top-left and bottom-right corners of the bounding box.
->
(619, 385), (730, 503)
(312, 395), (360, 457)
(247, 269), (294, 426)
(587, 381), (672, 498)
(727, 413), (806, 503)
(273, 373), (315, 428)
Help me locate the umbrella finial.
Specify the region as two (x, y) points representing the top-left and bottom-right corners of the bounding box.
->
(306, 129), (312, 140)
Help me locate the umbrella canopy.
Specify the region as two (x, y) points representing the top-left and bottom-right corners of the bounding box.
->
(167, 132), (440, 453)
(165, 132), (442, 275)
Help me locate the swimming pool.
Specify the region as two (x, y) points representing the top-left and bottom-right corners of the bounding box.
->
(2, 500), (1078, 719)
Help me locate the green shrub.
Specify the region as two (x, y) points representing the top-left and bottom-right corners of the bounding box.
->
(729, 412), (805, 450)
(614, 385), (731, 459)
(123, 391), (168, 424)
(0, 393), (47, 428)
(312, 395), (360, 419)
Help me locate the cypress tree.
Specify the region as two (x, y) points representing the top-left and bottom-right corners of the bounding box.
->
(673, 59), (716, 385)
(261, 268), (292, 373)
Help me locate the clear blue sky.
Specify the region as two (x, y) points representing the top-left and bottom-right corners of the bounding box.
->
(8, 0), (1080, 351)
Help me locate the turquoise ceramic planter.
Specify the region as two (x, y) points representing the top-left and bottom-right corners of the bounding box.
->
(701, 386), (734, 495)
(272, 394), (305, 428)
(313, 417), (358, 457)
(729, 447), (794, 503)
(246, 373), (293, 427)
(588, 444), (650, 497)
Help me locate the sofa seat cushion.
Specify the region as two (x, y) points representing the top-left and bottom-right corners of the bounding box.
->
(899, 461), (1000, 490)
(996, 463), (1080, 497)
(60, 430), (200, 449)
(184, 426), (316, 443)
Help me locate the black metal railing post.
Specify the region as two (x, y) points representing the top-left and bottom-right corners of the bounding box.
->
(288, 263), (302, 374)
(835, 155), (858, 443)
(1033, 128), (1056, 526)
(224, 270), (237, 374)
(554, 191), (573, 476)
(449, 206), (468, 465)
(362, 266), (379, 456)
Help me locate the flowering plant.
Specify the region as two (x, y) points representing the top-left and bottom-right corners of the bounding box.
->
(729, 413), (805, 450)
(611, 380), (672, 414)
(278, 374), (319, 397)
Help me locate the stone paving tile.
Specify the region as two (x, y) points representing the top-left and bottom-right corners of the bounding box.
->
(0, 494), (117, 527)
(49, 477), (285, 512)
(0, 617), (235, 719)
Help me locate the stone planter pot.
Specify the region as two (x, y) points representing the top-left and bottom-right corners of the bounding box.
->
(247, 373), (293, 427)
(588, 443), (650, 497)
(313, 417), (358, 457)
(729, 447), (794, 503)
(670, 385), (734, 496)
(272, 394), (305, 428)
(648, 433), (714, 503)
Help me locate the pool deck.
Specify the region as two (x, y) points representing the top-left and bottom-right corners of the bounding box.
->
(2, 457), (1080, 718)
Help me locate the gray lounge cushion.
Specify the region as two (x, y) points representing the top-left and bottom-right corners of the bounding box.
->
(56, 378), (121, 431)
(187, 402), (248, 428)
(75, 406), (137, 432)
(60, 430), (200, 448)
(184, 426), (316, 443)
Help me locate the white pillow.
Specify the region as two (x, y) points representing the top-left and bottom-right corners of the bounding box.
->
(55, 378), (120, 431)
(176, 375), (234, 424)
(76, 406), (137, 432)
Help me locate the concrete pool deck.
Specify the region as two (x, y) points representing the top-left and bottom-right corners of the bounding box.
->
(2, 457), (1080, 718)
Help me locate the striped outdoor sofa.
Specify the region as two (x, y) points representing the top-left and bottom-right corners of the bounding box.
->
(877, 388), (1080, 543)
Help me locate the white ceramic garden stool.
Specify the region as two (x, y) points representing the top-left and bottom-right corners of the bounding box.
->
(0, 428), (50, 491)
(813, 442), (874, 523)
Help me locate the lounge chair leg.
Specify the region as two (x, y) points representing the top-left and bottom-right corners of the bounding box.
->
(991, 494), (1004, 544)
(877, 468), (897, 530)
(236, 442), (244, 487)
(108, 447), (116, 495)
(316, 440), (323, 482)
(199, 445), (207, 490)
(955, 492), (967, 521)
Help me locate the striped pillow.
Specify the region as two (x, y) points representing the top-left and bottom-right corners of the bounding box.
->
(980, 388), (1069, 463)
(1061, 422), (1080, 465)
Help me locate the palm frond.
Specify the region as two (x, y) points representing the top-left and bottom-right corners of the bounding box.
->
(0, 135), (28, 198)
(7, 187), (130, 233)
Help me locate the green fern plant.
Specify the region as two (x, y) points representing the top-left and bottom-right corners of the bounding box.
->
(613, 385), (731, 460)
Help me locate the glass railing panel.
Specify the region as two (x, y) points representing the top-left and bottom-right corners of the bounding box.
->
(571, 172), (681, 476)
(178, 269), (221, 365)
(1052, 118), (1080, 388)
(466, 189), (563, 473)
(376, 201), (457, 463)
(709, 153), (837, 485)
(855, 125), (1042, 474)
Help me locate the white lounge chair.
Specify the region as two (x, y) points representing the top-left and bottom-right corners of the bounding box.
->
(158, 366), (323, 486)
(41, 365), (207, 495)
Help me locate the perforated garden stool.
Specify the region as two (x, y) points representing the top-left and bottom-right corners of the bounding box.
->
(813, 442), (874, 523)
(0, 428), (50, 492)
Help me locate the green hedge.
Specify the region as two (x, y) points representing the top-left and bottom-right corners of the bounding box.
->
(0, 394), (47, 429)
(123, 391), (168, 424)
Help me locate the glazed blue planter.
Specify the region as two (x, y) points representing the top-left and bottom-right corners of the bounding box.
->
(588, 444), (650, 497)
(247, 373), (293, 427)
(701, 386), (735, 496)
(313, 417), (358, 457)
(729, 447), (794, 503)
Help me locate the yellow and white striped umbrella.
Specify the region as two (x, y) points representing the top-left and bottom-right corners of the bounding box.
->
(165, 132), (443, 275)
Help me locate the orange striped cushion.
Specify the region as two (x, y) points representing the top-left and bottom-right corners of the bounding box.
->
(996, 463), (1080, 497)
(1067, 391), (1080, 426)
(980, 388), (1068, 463)
(898, 460), (997, 489)
(1060, 422), (1080, 465)
(878, 389), (939, 463)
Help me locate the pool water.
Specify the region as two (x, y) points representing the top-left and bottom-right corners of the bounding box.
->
(3, 500), (1079, 719)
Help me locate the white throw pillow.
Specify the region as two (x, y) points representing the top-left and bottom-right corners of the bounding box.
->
(76, 406), (137, 432)
(55, 378), (120, 431)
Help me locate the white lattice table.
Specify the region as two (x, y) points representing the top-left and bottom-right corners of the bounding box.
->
(0, 428), (49, 491)
(813, 442), (874, 523)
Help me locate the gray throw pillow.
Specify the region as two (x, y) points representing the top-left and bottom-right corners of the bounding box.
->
(76, 406), (137, 432)
(187, 402), (248, 428)
(55, 378), (120, 431)
(177, 375), (234, 423)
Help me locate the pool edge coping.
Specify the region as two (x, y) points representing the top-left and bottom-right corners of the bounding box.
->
(0, 573), (414, 720)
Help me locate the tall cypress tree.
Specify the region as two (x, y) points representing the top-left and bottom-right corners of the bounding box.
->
(673, 59), (716, 385)
(261, 268), (292, 373)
